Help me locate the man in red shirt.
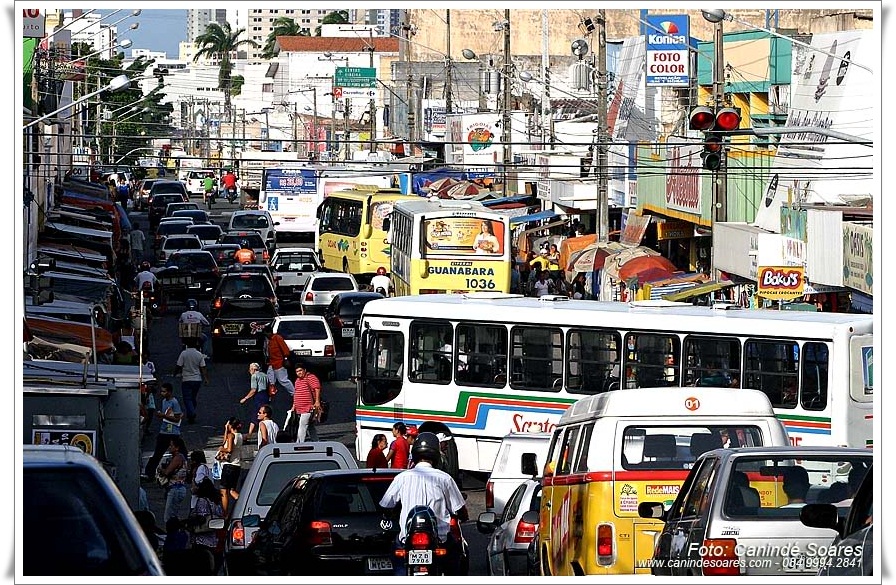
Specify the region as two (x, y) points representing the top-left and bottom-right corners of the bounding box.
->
(386, 422), (410, 469)
(264, 325), (294, 397)
(290, 361), (321, 442)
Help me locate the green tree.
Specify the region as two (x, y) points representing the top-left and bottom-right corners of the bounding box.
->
(315, 10), (349, 36)
(192, 21), (259, 116)
(261, 17), (308, 59)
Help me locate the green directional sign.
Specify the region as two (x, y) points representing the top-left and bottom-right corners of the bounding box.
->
(335, 67), (377, 88)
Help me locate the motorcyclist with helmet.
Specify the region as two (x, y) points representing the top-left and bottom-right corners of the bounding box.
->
(178, 298), (210, 353)
(221, 169), (239, 204)
(379, 431), (468, 575)
(370, 266), (392, 297)
(234, 240), (256, 264)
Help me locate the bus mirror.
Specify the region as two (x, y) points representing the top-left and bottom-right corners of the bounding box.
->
(419, 260), (429, 279)
(362, 225), (373, 239)
(382, 217), (391, 233)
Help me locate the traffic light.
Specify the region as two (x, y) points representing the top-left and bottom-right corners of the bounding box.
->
(689, 106), (741, 171)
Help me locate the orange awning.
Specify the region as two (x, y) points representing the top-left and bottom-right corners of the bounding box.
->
(24, 316), (114, 354)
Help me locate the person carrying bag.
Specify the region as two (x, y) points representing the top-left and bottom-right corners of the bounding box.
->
(187, 477), (225, 575)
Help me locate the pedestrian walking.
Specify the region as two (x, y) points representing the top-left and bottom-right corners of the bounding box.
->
(215, 417), (246, 516)
(385, 422), (410, 469)
(263, 324), (294, 397)
(143, 382), (183, 480)
(188, 450), (212, 511)
(289, 360), (321, 443)
(366, 434), (389, 468)
(174, 338), (210, 424)
(129, 222), (146, 265)
(240, 362), (271, 435)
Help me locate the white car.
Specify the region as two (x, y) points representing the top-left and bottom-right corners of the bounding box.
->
(185, 169), (216, 198)
(227, 210), (279, 251)
(299, 272), (359, 316)
(270, 247), (322, 303)
(186, 223), (224, 247)
(272, 315), (337, 379)
(156, 233), (203, 265)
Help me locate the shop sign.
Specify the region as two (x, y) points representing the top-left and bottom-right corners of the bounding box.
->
(32, 428), (96, 456)
(656, 220), (691, 240)
(842, 222), (872, 294)
(756, 265), (805, 299)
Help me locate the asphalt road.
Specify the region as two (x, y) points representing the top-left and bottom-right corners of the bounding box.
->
(134, 204), (493, 576)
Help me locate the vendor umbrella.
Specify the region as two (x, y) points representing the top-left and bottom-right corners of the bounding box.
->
(617, 254), (678, 282)
(603, 246), (661, 280)
(568, 242), (625, 273)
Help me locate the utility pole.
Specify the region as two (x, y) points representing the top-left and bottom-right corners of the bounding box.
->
(712, 18), (728, 225)
(368, 29), (376, 153)
(501, 8), (512, 197)
(312, 88), (318, 159)
(596, 9), (609, 244)
(344, 98), (351, 161)
(408, 73), (416, 142)
(330, 89), (337, 159)
(541, 9), (550, 147)
(445, 9), (453, 114)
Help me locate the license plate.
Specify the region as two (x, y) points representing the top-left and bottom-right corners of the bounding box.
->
(295, 349), (312, 356)
(188, 282), (201, 288)
(342, 327), (355, 338)
(223, 324), (242, 334)
(367, 557), (393, 572)
(408, 550), (432, 565)
(238, 339), (256, 346)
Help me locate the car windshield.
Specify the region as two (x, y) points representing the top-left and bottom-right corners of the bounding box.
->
(221, 234), (265, 248)
(157, 223), (192, 237)
(724, 455), (872, 518)
(218, 302), (276, 319)
(275, 252), (318, 271)
(232, 215), (270, 230)
(256, 460), (343, 506)
(312, 277), (355, 292)
(277, 319), (329, 340)
(164, 237), (201, 250)
(218, 276), (273, 297)
(152, 183), (185, 195)
(338, 297), (377, 318)
(316, 477), (395, 516)
(188, 225), (221, 239)
(167, 253), (216, 270)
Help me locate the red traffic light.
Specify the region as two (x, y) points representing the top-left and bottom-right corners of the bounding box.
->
(689, 107), (716, 131)
(715, 107), (741, 131)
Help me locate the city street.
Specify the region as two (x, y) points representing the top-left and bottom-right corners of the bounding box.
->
(134, 206), (491, 576)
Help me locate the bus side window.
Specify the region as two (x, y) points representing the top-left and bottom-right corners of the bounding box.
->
(801, 342), (829, 411)
(743, 339), (799, 408)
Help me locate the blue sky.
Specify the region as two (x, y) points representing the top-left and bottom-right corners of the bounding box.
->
(96, 9), (188, 58)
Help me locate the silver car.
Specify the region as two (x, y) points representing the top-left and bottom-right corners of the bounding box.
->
(477, 478), (541, 576)
(299, 272), (359, 316)
(639, 446), (872, 576)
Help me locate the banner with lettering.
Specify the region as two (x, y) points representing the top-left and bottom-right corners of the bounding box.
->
(756, 265), (805, 299)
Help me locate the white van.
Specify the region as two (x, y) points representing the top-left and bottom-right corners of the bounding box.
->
(216, 441), (358, 576)
(486, 432), (551, 516)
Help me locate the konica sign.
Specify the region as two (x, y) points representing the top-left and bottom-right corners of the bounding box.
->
(645, 14), (691, 87)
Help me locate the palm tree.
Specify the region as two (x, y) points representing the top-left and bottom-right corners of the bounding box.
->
(193, 21), (259, 117)
(315, 10), (349, 36)
(261, 17), (308, 59)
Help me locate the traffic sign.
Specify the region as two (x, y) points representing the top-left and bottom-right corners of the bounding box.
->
(332, 87), (343, 99)
(335, 67), (377, 88)
(339, 87), (377, 99)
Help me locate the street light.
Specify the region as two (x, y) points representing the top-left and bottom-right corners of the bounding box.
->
(77, 37), (132, 61)
(24, 74), (131, 129)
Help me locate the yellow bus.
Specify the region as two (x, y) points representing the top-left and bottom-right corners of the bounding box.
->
(315, 187), (418, 281)
(387, 198), (512, 295)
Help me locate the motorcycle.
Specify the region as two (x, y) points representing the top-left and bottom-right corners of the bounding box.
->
(204, 188), (216, 209)
(225, 186), (238, 204)
(140, 282), (164, 319)
(393, 505), (466, 576)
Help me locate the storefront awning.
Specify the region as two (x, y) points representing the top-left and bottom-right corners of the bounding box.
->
(482, 194), (531, 207)
(661, 281), (735, 302)
(510, 209), (559, 226)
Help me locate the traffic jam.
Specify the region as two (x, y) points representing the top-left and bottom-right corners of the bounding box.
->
(21, 7), (875, 580)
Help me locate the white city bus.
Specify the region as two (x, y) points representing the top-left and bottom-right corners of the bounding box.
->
(353, 294), (873, 478)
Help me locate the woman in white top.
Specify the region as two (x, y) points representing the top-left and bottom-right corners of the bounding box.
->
(257, 404), (280, 449)
(473, 220), (501, 254)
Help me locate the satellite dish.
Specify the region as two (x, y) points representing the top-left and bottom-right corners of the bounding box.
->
(571, 38), (589, 58)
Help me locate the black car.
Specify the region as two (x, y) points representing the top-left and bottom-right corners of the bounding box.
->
(323, 291), (384, 351)
(210, 297), (277, 360)
(245, 468), (402, 576)
(209, 272), (278, 320)
(204, 243), (240, 268)
(148, 187), (189, 231)
(155, 250), (220, 300)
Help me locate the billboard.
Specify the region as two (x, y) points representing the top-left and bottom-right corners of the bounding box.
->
(423, 217), (506, 257)
(645, 14), (691, 87)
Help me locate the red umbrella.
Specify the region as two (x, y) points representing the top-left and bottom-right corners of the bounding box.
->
(617, 255), (677, 281)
